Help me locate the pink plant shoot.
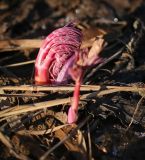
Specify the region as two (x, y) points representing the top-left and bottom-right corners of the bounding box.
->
(68, 39), (104, 124)
(35, 22), (82, 85)
(35, 22), (104, 124)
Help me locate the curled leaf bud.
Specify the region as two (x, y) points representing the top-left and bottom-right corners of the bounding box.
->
(35, 23), (82, 85)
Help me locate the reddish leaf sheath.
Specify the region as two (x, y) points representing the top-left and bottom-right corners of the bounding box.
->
(68, 67), (83, 123)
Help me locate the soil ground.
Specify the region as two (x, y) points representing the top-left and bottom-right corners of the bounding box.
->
(0, 0), (145, 160)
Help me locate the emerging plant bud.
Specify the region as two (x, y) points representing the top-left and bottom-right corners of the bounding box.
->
(35, 23), (82, 85)
(35, 22), (105, 124)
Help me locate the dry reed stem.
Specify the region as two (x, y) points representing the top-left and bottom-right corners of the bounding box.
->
(0, 38), (95, 52)
(0, 84), (143, 92)
(0, 94), (89, 118)
(0, 84), (143, 118)
(17, 124), (70, 135)
(0, 93), (46, 97)
(4, 60), (35, 68)
(0, 39), (42, 52)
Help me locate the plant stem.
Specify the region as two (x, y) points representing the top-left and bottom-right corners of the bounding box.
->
(71, 80), (81, 112)
(68, 70), (83, 123)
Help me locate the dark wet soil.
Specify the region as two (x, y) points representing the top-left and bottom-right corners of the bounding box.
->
(1, 0), (145, 160)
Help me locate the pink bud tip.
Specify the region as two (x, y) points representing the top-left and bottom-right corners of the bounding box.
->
(67, 107), (78, 124)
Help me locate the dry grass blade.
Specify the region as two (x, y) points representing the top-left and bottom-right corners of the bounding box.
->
(0, 84), (143, 118)
(0, 38), (95, 52)
(1, 84), (102, 92)
(0, 39), (42, 52)
(0, 84), (142, 92)
(0, 98), (71, 118)
(17, 124), (70, 135)
(4, 60), (35, 68)
(0, 93), (46, 97)
(0, 93), (91, 118)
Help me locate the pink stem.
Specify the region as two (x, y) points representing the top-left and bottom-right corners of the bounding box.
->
(67, 71), (83, 124)
(72, 80), (81, 111)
